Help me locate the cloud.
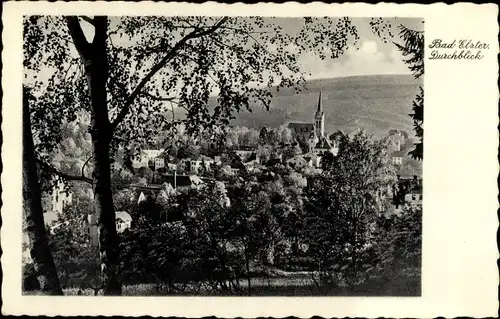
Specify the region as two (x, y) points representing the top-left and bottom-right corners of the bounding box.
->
(359, 40), (378, 54)
(298, 40), (411, 79)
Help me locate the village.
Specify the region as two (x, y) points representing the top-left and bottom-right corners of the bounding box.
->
(35, 91), (422, 247)
(21, 15), (424, 297)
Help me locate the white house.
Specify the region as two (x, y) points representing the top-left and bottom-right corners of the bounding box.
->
(154, 157), (165, 170)
(87, 211), (132, 246)
(116, 211), (133, 233)
(49, 181), (73, 214)
(234, 147), (256, 162)
(132, 149), (165, 169)
(143, 149), (164, 159)
(181, 155), (214, 174)
(286, 156), (309, 169)
(302, 153), (321, 168)
(391, 150), (405, 165)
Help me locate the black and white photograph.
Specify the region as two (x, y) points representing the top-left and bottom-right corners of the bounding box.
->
(21, 14), (425, 297)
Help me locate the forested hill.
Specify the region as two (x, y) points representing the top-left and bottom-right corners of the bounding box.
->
(167, 74), (422, 138)
(229, 74), (422, 138)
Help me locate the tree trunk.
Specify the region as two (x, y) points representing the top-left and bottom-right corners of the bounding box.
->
(22, 88), (63, 295)
(70, 16), (122, 295)
(92, 135), (122, 295)
(90, 28), (122, 296)
(245, 248), (251, 293)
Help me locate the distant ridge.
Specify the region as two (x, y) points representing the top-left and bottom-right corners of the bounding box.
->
(170, 74), (422, 138)
(231, 73), (422, 137)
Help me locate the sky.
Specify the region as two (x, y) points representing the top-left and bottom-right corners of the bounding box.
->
(281, 17), (424, 79)
(77, 17), (423, 80)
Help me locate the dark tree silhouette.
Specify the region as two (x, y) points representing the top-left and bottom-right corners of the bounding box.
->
(23, 88), (63, 295)
(393, 24), (424, 160)
(24, 16), (360, 294)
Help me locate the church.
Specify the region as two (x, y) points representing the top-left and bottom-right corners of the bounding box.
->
(288, 91), (337, 154)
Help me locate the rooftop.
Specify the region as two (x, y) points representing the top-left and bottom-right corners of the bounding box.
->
(315, 137), (333, 149)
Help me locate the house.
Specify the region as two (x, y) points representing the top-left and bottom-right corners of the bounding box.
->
(391, 150), (406, 165)
(151, 173), (204, 192)
(230, 167), (241, 175)
(132, 148), (165, 169)
(303, 152), (322, 168)
(313, 136), (334, 155)
(393, 175), (422, 210)
(116, 211), (133, 233)
(178, 155), (214, 174)
(387, 129), (409, 153)
(243, 159), (262, 172)
(234, 146), (257, 162)
(154, 152), (178, 171)
(48, 181), (73, 214)
(87, 211), (133, 246)
(403, 176), (423, 207)
(286, 155), (309, 169)
(329, 130), (346, 155)
(154, 153), (166, 170)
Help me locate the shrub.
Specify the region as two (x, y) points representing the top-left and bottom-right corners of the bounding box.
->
(22, 262), (40, 291)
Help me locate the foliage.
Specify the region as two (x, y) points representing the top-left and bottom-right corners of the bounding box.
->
(367, 205), (422, 285)
(303, 130), (398, 287)
(25, 15), (423, 295)
(113, 188), (137, 213)
(120, 181), (245, 293)
(25, 16), (360, 168)
(393, 24), (424, 79)
(23, 262), (41, 291)
(48, 205), (102, 293)
(408, 87), (423, 160)
(393, 24), (424, 160)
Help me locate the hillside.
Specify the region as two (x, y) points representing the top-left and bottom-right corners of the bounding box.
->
(168, 74), (422, 138)
(229, 74), (422, 138)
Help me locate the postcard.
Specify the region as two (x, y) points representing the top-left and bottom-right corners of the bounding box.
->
(2, 2), (498, 318)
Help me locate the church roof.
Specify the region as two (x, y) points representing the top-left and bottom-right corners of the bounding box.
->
(329, 130), (347, 141)
(315, 136), (333, 149)
(288, 122), (314, 131)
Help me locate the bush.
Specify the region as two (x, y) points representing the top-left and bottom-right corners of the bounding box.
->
(368, 205), (422, 281)
(120, 182), (247, 294)
(22, 262), (40, 291)
(48, 205), (102, 292)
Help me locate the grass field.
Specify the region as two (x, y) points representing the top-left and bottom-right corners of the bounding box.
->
(24, 272), (420, 296)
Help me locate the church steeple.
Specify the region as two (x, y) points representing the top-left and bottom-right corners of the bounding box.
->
(316, 89), (323, 116)
(314, 89), (325, 138)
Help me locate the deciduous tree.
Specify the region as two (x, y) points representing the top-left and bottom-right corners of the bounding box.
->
(23, 87), (63, 295)
(304, 131), (397, 286)
(25, 16), (360, 294)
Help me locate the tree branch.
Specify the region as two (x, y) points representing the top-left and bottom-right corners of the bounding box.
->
(80, 16), (95, 26)
(81, 151), (93, 178)
(65, 16), (91, 61)
(110, 17), (229, 133)
(37, 158), (93, 184)
(139, 91), (178, 102)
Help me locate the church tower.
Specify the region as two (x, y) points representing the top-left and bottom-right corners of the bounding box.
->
(314, 90), (325, 138)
